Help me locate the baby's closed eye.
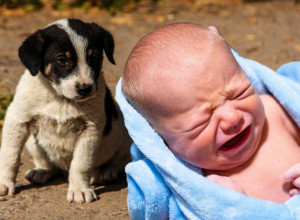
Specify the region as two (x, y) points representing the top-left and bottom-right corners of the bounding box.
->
(184, 117), (211, 138)
(230, 83), (254, 100)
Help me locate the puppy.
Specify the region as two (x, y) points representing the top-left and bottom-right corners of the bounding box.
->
(0, 18), (131, 203)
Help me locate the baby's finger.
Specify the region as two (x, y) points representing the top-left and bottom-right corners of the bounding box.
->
(289, 188), (300, 196)
(292, 177), (300, 188)
(280, 164), (300, 181)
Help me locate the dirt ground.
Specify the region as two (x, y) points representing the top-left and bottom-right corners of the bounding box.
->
(1, 0), (300, 219)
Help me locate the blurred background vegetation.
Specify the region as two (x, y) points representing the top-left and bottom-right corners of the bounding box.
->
(0, 0), (147, 12)
(0, 0), (276, 12)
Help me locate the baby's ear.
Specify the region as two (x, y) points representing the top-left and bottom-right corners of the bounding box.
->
(207, 25), (220, 35)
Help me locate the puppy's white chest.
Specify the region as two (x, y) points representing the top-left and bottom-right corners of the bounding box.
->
(29, 115), (87, 169)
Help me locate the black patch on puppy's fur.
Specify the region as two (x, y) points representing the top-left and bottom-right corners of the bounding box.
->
(103, 86), (119, 136)
(42, 25), (78, 81)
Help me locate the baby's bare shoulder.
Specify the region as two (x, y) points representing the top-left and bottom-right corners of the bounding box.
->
(260, 94), (300, 142)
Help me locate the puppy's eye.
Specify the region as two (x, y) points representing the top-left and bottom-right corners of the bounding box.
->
(90, 53), (100, 60)
(56, 56), (69, 66)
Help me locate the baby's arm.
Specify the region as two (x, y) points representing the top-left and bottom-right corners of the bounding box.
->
(206, 174), (246, 195)
(280, 163), (300, 196)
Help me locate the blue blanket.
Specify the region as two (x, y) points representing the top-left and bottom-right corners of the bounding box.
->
(115, 49), (300, 220)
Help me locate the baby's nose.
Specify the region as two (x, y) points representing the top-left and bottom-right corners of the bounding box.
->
(218, 104), (243, 133)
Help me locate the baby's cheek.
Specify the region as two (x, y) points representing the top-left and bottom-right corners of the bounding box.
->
(251, 95), (266, 120)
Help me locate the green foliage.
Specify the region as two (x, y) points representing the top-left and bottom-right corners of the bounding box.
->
(52, 0), (65, 10)
(70, 0), (141, 10)
(0, 0), (43, 9)
(0, 0), (142, 11)
(100, 0), (140, 10)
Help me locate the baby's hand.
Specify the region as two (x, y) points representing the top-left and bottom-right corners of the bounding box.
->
(280, 163), (300, 196)
(206, 174), (246, 195)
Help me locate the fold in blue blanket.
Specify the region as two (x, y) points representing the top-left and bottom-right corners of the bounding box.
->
(115, 49), (300, 220)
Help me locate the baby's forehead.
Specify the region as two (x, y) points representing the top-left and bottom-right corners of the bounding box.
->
(135, 24), (218, 54)
(127, 24), (228, 79)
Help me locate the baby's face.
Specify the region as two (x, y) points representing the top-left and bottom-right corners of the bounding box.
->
(150, 49), (265, 171)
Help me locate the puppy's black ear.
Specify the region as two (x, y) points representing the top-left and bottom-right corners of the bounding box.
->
(92, 23), (115, 65)
(18, 29), (45, 76)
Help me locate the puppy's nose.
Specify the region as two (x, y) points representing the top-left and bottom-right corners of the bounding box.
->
(76, 83), (93, 97)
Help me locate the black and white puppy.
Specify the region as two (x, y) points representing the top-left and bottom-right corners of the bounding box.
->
(0, 18), (131, 203)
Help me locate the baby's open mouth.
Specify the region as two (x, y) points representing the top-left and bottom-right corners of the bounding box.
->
(219, 125), (251, 152)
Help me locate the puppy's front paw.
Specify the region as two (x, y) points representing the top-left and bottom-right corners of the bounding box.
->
(0, 181), (15, 196)
(25, 168), (54, 185)
(67, 188), (97, 203)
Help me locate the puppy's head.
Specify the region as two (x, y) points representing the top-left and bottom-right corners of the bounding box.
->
(18, 18), (115, 101)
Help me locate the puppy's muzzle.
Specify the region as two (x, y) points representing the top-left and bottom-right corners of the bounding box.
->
(76, 83), (94, 99)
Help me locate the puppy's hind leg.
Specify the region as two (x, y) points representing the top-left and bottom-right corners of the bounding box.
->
(90, 148), (131, 185)
(90, 163), (122, 185)
(25, 135), (57, 184)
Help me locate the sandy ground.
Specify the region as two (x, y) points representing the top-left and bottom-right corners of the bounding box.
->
(1, 0), (300, 219)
